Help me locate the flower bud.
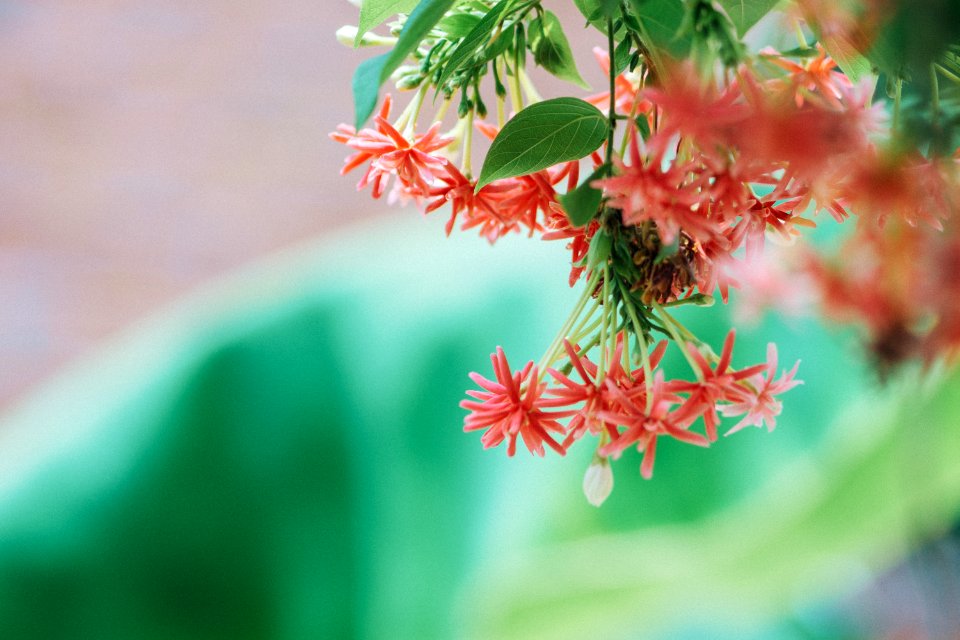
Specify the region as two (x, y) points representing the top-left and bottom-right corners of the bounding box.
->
(336, 25), (358, 47)
(583, 458), (614, 507)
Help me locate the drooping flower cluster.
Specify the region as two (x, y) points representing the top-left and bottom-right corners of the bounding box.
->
(335, 0), (960, 504)
(462, 331), (800, 480)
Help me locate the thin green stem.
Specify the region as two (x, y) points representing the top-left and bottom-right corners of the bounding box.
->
(605, 16), (617, 166)
(570, 304), (602, 344)
(931, 63), (941, 127)
(653, 302), (704, 380)
(537, 271), (600, 377)
(598, 266), (611, 381)
(461, 107), (475, 176)
(508, 59), (523, 114)
(935, 63), (960, 85)
(893, 77), (903, 132)
(518, 67), (542, 104)
(617, 279), (654, 412)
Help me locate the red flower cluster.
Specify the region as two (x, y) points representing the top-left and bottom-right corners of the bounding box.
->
(332, 98), (581, 244)
(462, 332), (801, 479)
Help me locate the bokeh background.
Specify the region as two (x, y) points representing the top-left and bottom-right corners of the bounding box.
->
(2, 1), (960, 639)
(0, 0), (369, 410)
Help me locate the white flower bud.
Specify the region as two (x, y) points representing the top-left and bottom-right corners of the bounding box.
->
(583, 458), (614, 507)
(336, 26), (359, 47)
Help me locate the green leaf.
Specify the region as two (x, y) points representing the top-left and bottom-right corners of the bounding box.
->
(587, 229), (613, 268)
(628, 0), (691, 61)
(353, 0), (457, 126)
(559, 166), (609, 228)
(572, 0), (610, 31)
(715, 0), (779, 37)
(613, 38), (633, 75)
(529, 11), (589, 89)
(435, 0), (512, 94)
(356, 0), (420, 46)
(476, 98), (608, 190)
(598, 0), (620, 18)
(437, 12), (482, 38)
(353, 54), (389, 129)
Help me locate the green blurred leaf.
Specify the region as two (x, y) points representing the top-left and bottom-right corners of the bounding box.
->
(529, 11), (590, 89)
(476, 98), (607, 190)
(628, 0), (692, 61)
(356, 0), (420, 46)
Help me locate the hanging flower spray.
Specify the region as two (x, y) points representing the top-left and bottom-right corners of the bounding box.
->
(334, 0), (960, 504)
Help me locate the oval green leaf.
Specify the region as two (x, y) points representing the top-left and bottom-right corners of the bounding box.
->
(476, 97), (608, 191)
(529, 11), (589, 89)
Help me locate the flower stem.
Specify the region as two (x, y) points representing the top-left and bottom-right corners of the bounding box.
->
(597, 265), (612, 381)
(518, 67), (542, 104)
(461, 107), (475, 177)
(653, 302), (704, 380)
(605, 15), (617, 166)
(537, 271), (600, 377)
(617, 279), (655, 412)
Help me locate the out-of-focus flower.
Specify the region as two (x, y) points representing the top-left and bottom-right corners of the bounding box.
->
(669, 331), (767, 441)
(721, 343), (803, 434)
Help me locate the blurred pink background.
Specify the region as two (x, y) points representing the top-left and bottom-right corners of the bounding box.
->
(0, 1), (373, 408)
(0, 1), (595, 411)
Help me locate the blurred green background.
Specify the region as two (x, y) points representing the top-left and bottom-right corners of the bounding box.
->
(1, 215), (959, 639)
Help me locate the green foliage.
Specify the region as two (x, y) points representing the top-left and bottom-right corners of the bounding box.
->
(716, 0), (780, 37)
(572, 0), (615, 32)
(353, 0), (457, 127)
(528, 11), (589, 89)
(437, 12), (483, 38)
(587, 228), (613, 267)
(866, 0), (960, 80)
(356, 0), (420, 45)
(627, 0), (692, 61)
(434, 0), (512, 95)
(476, 98), (608, 189)
(559, 165), (610, 228)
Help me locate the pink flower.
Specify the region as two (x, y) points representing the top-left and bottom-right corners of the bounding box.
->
(461, 347), (574, 456)
(760, 44), (854, 109)
(595, 133), (723, 245)
(330, 95), (453, 198)
(669, 331), (767, 441)
(424, 161), (516, 239)
(599, 372), (710, 479)
(720, 343), (802, 434)
(542, 204), (598, 286)
(543, 336), (667, 448)
(641, 63), (751, 157)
